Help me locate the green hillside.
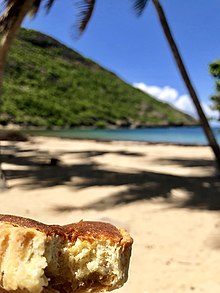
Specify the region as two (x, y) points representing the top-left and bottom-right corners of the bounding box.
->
(1, 28), (196, 128)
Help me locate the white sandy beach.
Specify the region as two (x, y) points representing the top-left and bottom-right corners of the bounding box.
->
(1, 136), (220, 293)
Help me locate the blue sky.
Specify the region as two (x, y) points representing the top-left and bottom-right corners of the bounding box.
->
(23, 0), (220, 120)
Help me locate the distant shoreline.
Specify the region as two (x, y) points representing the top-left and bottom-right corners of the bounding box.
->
(44, 136), (211, 147)
(0, 126), (216, 147)
(0, 123), (200, 131)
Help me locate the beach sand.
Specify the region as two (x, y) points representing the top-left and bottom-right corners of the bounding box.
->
(1, 136), (220, 293)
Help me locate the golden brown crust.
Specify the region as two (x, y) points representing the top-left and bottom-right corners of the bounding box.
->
(0, 214), (62, 235)
(0, 215), (133, 293)
(0, 215), (130, 244)
(0, 288), (59, 293)
(63, 220), (123, 243)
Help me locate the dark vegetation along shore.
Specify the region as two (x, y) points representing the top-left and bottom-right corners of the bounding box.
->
(1, 28), (196, 129)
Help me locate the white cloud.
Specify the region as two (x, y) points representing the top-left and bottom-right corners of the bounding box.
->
(133, 82), (219, 121)
(174, 94), (195, 116)
(133, 83), (178, 103)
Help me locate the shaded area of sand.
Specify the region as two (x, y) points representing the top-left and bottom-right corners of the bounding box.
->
(1, 136), (220, 292)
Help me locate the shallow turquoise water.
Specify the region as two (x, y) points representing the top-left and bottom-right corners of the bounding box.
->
(26, 126), (220, 145)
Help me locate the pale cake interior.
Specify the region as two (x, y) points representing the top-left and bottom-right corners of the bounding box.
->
(0, 223), (131, 293)
(0, 224), (48, 293)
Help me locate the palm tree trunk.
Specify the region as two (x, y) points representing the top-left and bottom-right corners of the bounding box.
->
(152, 0), (220, 173)
(0, 0), (34, 190)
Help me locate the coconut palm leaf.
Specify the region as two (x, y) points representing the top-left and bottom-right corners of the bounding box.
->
(29, 0), (42, 16)
(0, 0), (96, 34)
(0, 0), (24, 33)
(77, 0), (96, 33)
(29, 0), (56, 17)
(133, 0), (149, 15)
(44, 0), (55, 13)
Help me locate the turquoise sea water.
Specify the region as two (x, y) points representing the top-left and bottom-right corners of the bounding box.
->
(28, 126), (220, 145)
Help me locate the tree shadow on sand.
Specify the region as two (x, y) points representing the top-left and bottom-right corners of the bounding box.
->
(2, 141), (220, 211)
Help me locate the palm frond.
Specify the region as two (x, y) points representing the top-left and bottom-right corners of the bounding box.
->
(76, 0), (96, 33)
(29, 0), (56, 17)
(44, 0), (55, 13)
(29, 0), (42, 17)
(0, 0), (24, 33)
(133, 0), (149, 16)
(0, 0), (95, 36)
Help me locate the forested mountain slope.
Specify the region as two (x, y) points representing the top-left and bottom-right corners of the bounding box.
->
(1, 28), (196, 128)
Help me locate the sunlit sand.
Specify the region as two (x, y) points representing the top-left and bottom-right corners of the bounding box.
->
(1, 136), (220, 293)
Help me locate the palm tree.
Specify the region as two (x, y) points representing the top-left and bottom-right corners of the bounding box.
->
(0, 0), (95, 87)
(0, 0), (96, 189)
(133, 0), (220, 172)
